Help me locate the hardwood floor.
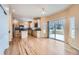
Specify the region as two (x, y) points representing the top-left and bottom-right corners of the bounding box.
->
(4, 36), (79, 55)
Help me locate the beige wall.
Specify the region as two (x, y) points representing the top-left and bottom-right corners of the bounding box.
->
(46, 5), (79, 50)
(9, 10), (13, 41)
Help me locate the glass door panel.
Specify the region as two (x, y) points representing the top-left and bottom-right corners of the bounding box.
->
(49, 21), (55, 38)
(55, 20), (65, 41)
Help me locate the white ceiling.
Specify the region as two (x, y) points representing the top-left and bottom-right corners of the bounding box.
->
(10, 4), (71, 19)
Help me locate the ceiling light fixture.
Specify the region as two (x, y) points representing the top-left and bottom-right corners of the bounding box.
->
(42, 8), (46, 16)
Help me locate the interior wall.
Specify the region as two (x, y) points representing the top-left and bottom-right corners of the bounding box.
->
(46, 5), (79, 50)
(0, 7), (9, 54)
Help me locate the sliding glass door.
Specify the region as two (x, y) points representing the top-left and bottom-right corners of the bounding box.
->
(48, 18), (65, 41)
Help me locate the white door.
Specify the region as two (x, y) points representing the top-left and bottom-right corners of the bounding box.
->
(0, 6), (9, 55)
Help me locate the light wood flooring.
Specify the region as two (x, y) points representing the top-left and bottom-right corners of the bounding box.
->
(4, 36), (79, 55)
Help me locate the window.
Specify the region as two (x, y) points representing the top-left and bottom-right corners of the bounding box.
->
(70, 16), (75, 40)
